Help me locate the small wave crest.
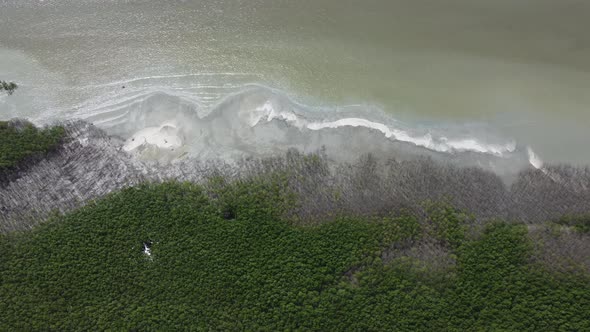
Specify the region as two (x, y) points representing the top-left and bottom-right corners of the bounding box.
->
(527, 147), (544, 170)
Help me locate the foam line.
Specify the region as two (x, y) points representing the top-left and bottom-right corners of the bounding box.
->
(250, 101), (517, 156)
(527, 147), (544, 170)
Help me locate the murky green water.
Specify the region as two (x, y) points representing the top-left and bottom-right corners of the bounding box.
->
(1, 0), (589, 164)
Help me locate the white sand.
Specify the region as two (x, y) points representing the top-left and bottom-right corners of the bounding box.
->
(123, 123), (183, 152)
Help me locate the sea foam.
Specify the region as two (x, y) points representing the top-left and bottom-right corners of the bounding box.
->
(250, 99), (518, 157)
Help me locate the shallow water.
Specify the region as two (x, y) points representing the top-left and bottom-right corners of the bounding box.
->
(1, 0), (589, 165)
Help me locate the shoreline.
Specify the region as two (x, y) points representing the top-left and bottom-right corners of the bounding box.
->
(0, 119), (588, 233)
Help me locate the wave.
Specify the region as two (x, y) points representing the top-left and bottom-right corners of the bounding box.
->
(75, 84), (539, 176)
(250, 102), (517, 157)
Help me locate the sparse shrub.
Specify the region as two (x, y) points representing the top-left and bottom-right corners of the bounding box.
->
(529, 224), (590, 275)
(555, 214), (590, 233)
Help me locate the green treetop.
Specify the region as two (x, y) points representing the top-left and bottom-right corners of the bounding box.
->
(0, 80), (18, 95)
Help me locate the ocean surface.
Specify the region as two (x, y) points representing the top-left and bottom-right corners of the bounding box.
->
(1, 0), (589, 169)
